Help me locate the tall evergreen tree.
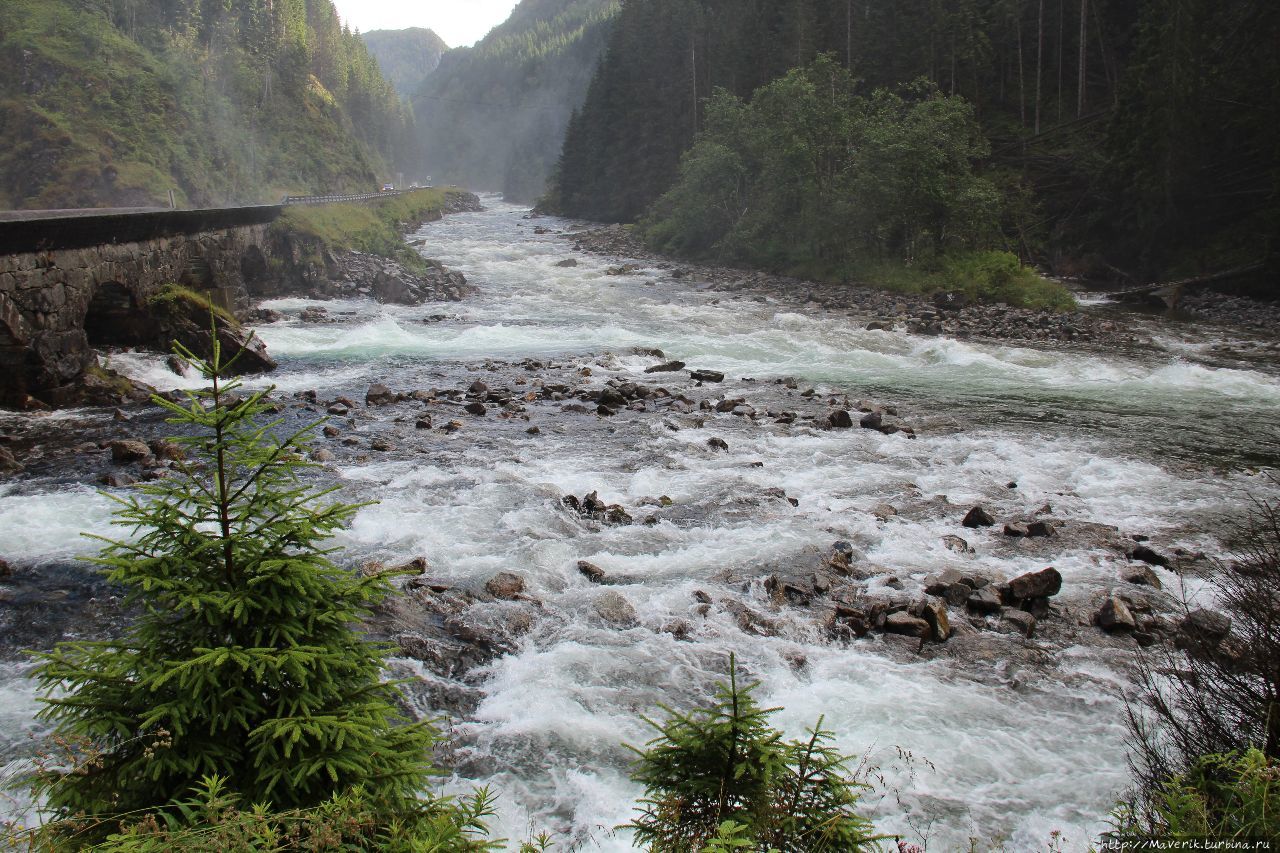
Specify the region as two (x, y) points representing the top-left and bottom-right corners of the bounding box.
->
(30, 335), (437, 833)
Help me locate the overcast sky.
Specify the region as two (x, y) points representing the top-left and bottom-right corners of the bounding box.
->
(329, 0), (520, 48)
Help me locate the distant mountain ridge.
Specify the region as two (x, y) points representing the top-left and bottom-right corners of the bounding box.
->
(362, 28), (449, 99)
(412, 0), (619, 203)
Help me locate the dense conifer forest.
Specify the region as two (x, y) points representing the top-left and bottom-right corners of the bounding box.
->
(546, 0), (1280, 289)
(0, 0), (416, 208)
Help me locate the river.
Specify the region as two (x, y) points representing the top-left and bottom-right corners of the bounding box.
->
(2, 199), (1280, 849)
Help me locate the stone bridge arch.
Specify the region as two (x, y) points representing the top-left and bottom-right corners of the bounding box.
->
(0, 205), (281, 407)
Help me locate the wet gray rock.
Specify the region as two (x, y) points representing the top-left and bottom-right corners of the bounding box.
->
(110, 439), (151, 464)
(645, 361), (686, 373)
(464, 401), (487, 416)
(858, 411), (882, 430)
(1004, 522), (1030, 537)
(962, 506), (995, 528)
(942, 535), (973, 554)
(884, 611), (931, 639)
(0, 445), (22, 474)
(765, 574), (815, 606)
(1176, 608), (1232, 655)
(828, 410), (854, 428)
(594, 590), (638, 628)
(689, 369), (724, 383)
(921, 596), (950, 641)
(1006, 567), (1062, 601)
(1096, 595), (1136, 633)
(577, 560), (606, 583)
(555, 258), (579, 268)
(1130, 544), (1171, 567)
(707, 437), (729, 451)
(1027, 520), (1057, 537)
(1000, 609), (1037, 638)
(967, 586), (1003, 614)
(485, 572), (526, 600)
(366, 383), (396, 406)
(1121, 564), (1162, 588)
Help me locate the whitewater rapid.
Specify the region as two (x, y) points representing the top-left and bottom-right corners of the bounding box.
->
(2, 199), (1279, 850)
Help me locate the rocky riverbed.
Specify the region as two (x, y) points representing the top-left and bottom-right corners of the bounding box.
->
(2, 198), (1278, 849)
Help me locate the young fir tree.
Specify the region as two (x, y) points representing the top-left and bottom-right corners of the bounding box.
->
(29, 335), (438, 837)
(627, 656), (880, 852)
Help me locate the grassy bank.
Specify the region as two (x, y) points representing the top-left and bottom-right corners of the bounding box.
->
(839, 251), (1077, 311)
(273, 188), (458, 272)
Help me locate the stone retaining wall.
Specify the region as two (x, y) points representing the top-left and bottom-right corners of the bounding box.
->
(0, 220), (275, 406)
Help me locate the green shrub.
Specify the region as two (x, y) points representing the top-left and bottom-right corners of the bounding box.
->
(941, 251), (1076, 311)
(626, 656), (881, 852)
(1110, 749), (1280, 844)
(843, 251), (1075, 311)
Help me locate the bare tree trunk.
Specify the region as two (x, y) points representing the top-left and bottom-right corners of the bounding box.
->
(1077, 0), (1088, 117)
(847, 0), (853, 70)
(1015, 1), (1026, 126)
(1057, 0), (1065, 122)
(690, 33), (698, 140)
(1035, 0), (1044, 133)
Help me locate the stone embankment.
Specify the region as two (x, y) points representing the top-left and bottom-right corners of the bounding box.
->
(0, 191), (481, 408)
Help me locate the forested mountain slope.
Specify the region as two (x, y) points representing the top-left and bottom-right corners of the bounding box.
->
(412, 0), (619, 203)
(548, 0), (1279, 288)
(0, 0), (415, 209)
(362, 28), (449, 99)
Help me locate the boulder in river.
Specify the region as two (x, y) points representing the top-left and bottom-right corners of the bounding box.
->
(921, 596), (950, 642)
(1120, 564), (1162, 589)
(1005, 567), (1062, 601)
(110, 439), (152, 464)
(485, 572), (526, 600)
(884, 611), (931, 639)
(962, 506), (996, 528)
(645, 361), (686, 373)
(577, 560), (606, 583)
(1176, 608), (1231, 656)
(366, 383), (396, 406)
(1096, 595), (1136, 633)
(594, 590), (638, 628)
(1130, 544), (1171, 567)
(689, 369), (725, 383)
(828, 410), (854, 428)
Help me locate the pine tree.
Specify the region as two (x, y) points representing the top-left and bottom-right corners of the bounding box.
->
(627, 655), (880, 852)
(29, 333), (438, 836)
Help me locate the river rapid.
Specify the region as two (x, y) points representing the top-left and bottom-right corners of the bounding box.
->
(2, 199), (1280, 849)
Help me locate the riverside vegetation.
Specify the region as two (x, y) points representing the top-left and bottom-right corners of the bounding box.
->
(4, 332), (1277, 849)
(544, 0), (1279, 301)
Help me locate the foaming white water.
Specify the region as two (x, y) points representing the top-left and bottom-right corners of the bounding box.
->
(0, 486), (119, 562)
(5, 200), (1280, 849)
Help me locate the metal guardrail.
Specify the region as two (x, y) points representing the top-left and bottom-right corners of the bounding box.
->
(281, 191), (405, 206)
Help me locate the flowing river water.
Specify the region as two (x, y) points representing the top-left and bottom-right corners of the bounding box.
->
(3, 199), (1280, 849)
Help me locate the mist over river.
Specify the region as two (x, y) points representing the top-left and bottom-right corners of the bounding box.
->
(3, 199), (1280, 849)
